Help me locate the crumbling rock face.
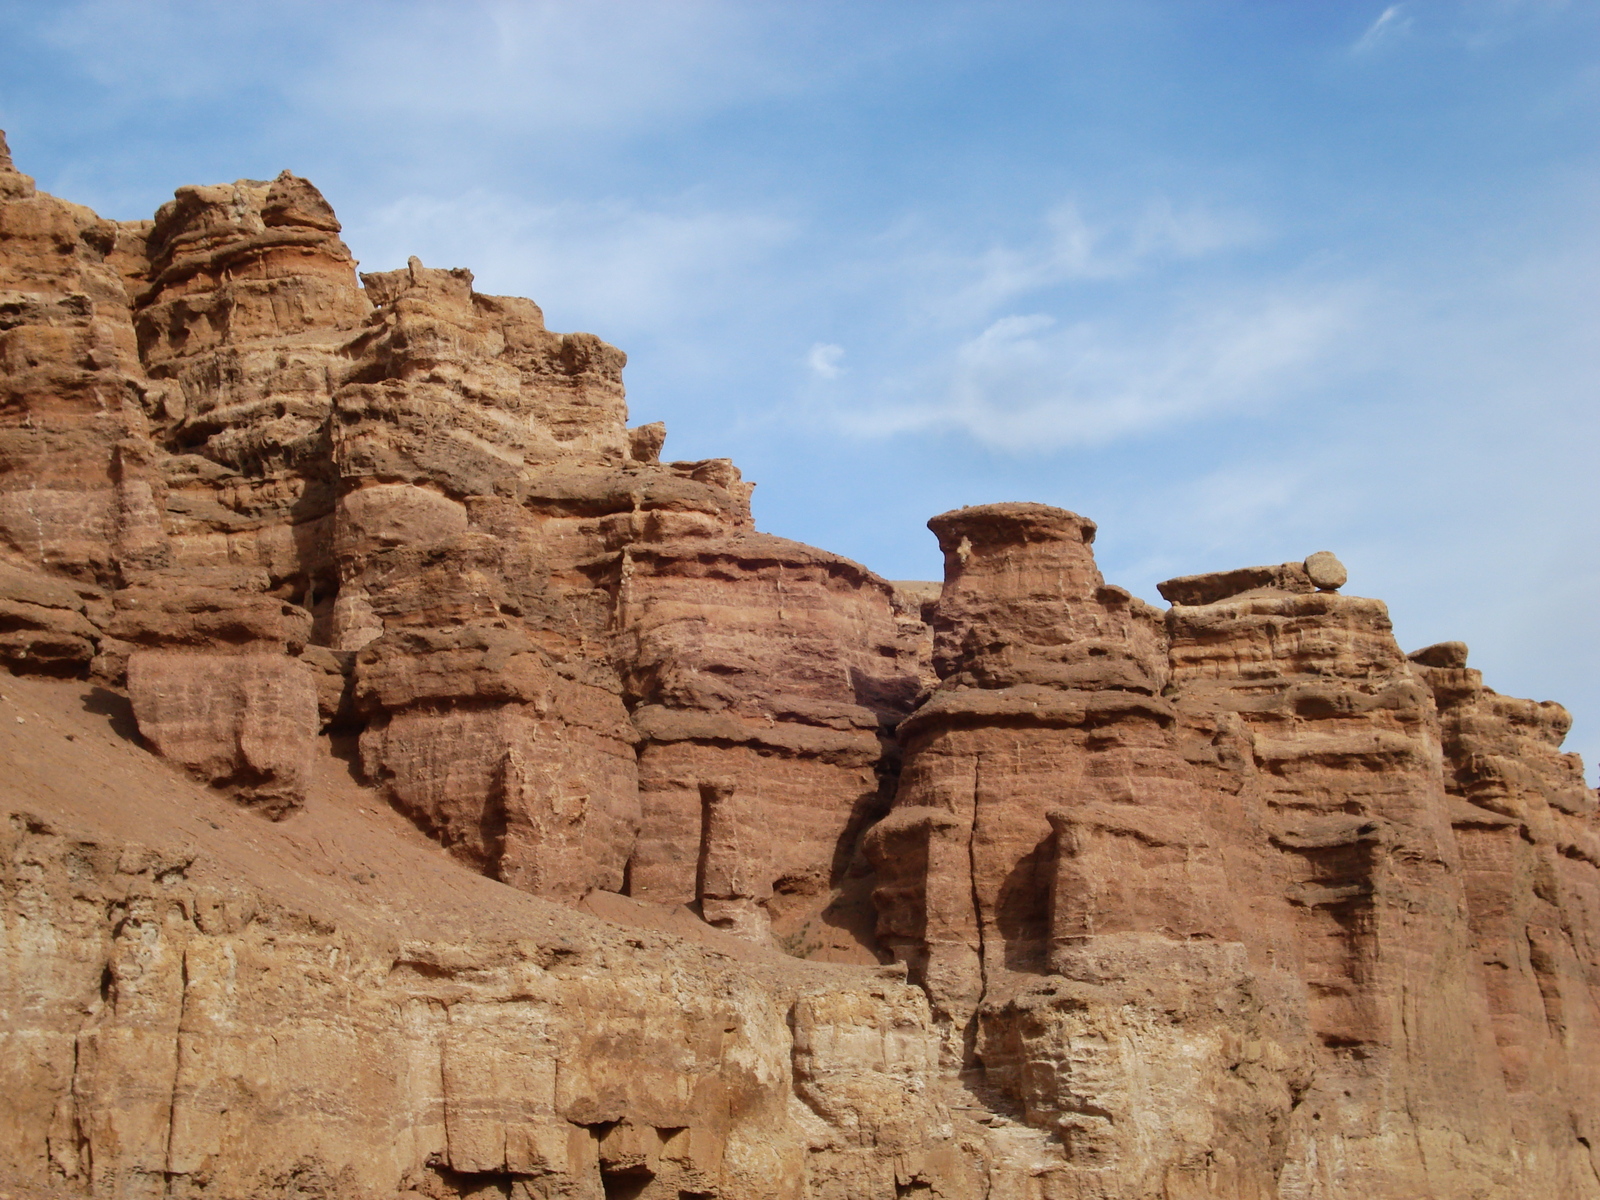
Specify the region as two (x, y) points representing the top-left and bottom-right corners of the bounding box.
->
(353, 622), (642, 899)
(0, 560), (100, 674)
(618, 534), (921, 953)
(0, 722), (965, 1200)
(867, 508), (1598, 1197)
(977, 940), (1311, 1199)
(1410, 646), (1600, 1187)
(2, 134), (1598, 1199)
(0, 131), (164, 591)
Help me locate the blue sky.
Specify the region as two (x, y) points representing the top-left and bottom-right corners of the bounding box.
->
(2, 0), (1596, 776)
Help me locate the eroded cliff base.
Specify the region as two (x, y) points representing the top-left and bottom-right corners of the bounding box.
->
(0, 671), (997, 1200)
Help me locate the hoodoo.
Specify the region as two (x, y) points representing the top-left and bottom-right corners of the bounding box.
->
(2, 134), (1596, 1199)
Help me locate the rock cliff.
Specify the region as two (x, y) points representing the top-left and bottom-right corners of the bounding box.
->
(1, 132), (1596, 1199)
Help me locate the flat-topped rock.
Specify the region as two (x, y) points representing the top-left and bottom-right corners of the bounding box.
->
(927, 500), (1096, 551)
(1157, 560), (1314, 605)
(1409, 639), (1470, 669)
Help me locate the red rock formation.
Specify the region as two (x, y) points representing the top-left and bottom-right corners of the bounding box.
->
(0, 684), (966, 1200)
(618, 534), (920, 955)
(1, 136), (924, 924)
(871, 505), (1307, 1195)
(0, 561), (99, 674)
(1, 134), (1597, 1199)
(1161, 566), (1523, 1196)
(877, 505), (1210, 1027)
(865, 505), (1600, 1196)
(1412, 642), (1600, 1189)
(0, 130), (163, 592)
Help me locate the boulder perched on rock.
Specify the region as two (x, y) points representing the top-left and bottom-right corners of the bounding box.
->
(1303, 549), (1348, 590)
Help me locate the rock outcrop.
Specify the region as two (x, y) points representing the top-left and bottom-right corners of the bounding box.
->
(1, 133), (1597, 1200)
(0, 675), (969, 1200)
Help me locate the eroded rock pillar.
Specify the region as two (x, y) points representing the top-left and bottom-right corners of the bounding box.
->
(696, 779), (771, 942)
(879, 504), (1191, 1035)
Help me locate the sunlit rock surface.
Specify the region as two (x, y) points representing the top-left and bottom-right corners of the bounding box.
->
(1, 131), (1596, 1200)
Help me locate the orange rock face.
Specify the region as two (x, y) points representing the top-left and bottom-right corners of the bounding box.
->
(863, 503), (1600, 1196)
(1, 133), (1597, 1199)
(0, 133), (164, 590)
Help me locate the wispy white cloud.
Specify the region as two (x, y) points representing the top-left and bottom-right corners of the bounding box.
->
(807, 343), (845, 380)
(908, 199), (1265, 328)
(344, 190), (796, 335)
(836, 291), (1349, 452)
(1353, 5), (1415, 55)
(33, 0), (789, 142)
(305, 0), (786, 139)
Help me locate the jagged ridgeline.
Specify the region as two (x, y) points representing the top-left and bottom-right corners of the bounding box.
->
(2, 130), (1597, 1200)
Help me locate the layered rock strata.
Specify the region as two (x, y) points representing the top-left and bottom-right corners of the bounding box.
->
(863, 506), (1599, 1197)
(1, 133), (1597, 1199)
(0, 678), (985, 1200)
(0, 133), (921, 920)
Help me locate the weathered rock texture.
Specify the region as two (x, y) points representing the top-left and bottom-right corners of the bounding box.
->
(2, 133), (1597, 1199)
(0, 675), (981, 1200)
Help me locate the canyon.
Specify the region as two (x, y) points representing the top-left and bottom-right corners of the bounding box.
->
(1, 131), (1596, 1200)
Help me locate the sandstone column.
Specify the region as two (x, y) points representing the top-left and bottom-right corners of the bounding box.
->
(696, 779), (771, 942)
(880, 505), (1222, 1037)
(885, 505), (1296, 1195)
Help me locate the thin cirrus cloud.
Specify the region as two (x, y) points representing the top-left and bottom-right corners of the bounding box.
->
(898, 199), (1268, 330)
(343, 190), (797, 336)
(298, 1), (787, 139)
(805, 197), (1324, 454)
(1353, 5), (1415, 55)
(345, 184), (1289, 459)
(34, 0), (779, 135)
(1350, 0), (1577, 58)
(834, 292), (1349, 453)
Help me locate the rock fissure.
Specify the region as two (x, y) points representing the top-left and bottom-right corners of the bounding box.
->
(965, 752), (987, 1043)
